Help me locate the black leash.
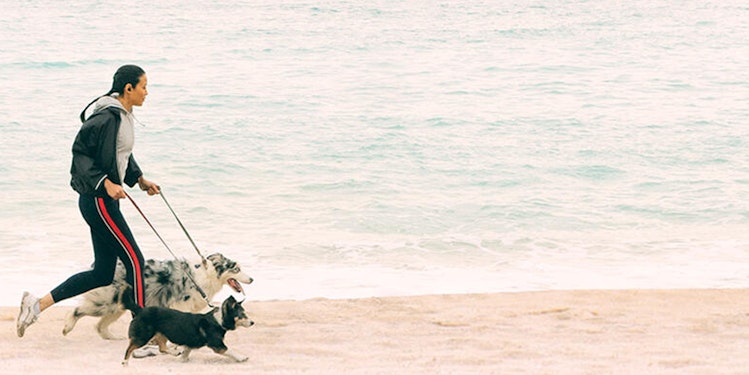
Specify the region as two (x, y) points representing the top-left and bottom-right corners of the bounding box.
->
(125, 192), (214, 307)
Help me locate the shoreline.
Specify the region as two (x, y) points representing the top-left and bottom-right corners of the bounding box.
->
(3, 289), (749, 374)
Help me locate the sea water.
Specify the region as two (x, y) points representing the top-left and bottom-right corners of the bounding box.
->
(1, 0), (748, 305)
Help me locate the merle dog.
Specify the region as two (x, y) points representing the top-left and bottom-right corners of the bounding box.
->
(63, 253), (253, 339)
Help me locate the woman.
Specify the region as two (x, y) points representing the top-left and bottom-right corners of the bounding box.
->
(17, 65), (160, 337)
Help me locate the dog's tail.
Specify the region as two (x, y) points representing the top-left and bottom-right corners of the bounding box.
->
(120, 286), (143, 316)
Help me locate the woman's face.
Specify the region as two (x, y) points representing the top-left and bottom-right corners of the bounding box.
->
(128, 74), (148, 106)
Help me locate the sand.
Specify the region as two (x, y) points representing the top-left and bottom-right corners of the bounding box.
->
(3, 289), (749, 374)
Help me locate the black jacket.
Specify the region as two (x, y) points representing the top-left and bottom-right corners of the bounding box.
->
(70, 107), (142, 196)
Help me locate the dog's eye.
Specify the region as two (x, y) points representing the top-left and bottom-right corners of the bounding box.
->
(232, 266), (241, 273)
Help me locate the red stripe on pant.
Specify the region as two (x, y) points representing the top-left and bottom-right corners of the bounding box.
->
(97, 197), (145, 307)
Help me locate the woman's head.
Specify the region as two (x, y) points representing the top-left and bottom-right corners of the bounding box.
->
(108, 64), (146, 97)
(80, 64), (148, 122)
(110, 65), (148, 110)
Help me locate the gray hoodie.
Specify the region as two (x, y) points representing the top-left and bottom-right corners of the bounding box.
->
(91, 95), (135, 185)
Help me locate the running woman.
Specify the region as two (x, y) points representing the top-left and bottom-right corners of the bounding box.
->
(17, 64), (160, 337)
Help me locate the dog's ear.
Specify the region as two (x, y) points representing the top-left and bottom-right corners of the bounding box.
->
(223, 296), (239, 311)
(219, 295), (239, 312)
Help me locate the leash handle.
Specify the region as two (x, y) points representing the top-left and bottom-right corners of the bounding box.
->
(158, 189), (207, 264)
(125, 192), (214, 308)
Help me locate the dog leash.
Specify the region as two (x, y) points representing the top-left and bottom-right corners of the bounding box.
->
(158, 189), (208, 267)
(125, 191), (214, 308)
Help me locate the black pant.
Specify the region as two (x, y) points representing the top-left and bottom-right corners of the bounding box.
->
(50, 194), (145, 307)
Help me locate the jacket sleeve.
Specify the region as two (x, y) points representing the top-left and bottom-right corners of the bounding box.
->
(123, 154), (143, 188)
(70, 119), (109, 194)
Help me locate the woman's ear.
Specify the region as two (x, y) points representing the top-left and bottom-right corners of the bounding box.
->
(125, 83), (133, 93)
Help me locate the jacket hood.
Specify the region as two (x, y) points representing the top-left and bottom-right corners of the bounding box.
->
(92, 95), (127, 115)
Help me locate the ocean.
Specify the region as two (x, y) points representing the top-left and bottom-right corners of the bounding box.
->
(1, 0), (748, 305)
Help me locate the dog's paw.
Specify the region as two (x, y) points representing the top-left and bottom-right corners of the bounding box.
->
(99, 331), (126, 340)
(166, 345), (183, 356)
(224, 349), (248, 362)
(62, 311), (78, 336)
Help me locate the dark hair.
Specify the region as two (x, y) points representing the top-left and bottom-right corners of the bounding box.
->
(79, 65), (146, 122)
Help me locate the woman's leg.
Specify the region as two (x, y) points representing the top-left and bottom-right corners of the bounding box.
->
(48, 227), (119, 302)
(50, 195), (145, 306)
(19, 195), (146, 337)
(88, 195), (146, 308)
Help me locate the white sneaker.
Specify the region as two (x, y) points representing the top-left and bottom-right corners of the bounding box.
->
(17, 291), (39, 337)
(131, 345), (161, 358)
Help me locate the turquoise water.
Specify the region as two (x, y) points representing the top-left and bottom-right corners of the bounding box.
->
(1, 1), (749, 304)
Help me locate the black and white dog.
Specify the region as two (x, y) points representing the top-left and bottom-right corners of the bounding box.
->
(63, 252), (253, 340)
(120, 286), (253, 365)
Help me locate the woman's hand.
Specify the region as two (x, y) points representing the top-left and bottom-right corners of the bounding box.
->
(138, 177), (161, 196)
(104, 179), (126, 200)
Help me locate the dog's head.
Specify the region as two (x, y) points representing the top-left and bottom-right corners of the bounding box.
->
(218, 295), (254, 330)
(205, 253), (253, 295)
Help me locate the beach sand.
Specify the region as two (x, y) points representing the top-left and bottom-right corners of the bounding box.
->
(3, 289), (749, 374)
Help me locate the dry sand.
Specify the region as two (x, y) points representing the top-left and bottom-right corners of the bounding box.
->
(3, 289), (749, 374)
